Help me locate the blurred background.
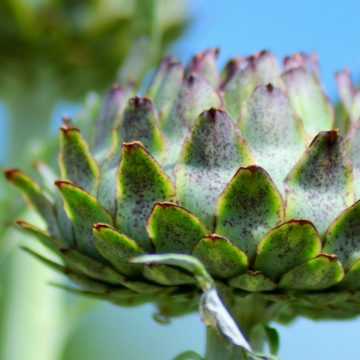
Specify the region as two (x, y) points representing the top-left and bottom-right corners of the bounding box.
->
(1, 0), (360, 359)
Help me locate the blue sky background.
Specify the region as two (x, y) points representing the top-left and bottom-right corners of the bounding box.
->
(2, 1), (360, 359)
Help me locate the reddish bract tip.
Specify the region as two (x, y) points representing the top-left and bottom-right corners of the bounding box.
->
(122, 141), (145, 153)
(206, 234), (223, 242)
(60, 123), (80, 135)
(246, 165), (262, 173)
(4, 168), (22, 180)
(54, 180), (73, 188)
(155, 201), (176, 209)
(286, 219), (313, 227)
(266, 83), (274, 93)
(259, 49), (269, 56)
(16, 220), (29, 227)
(93, 223), (112, 231)
(186, 73), (197, 86)
(130, 96), (152, 110)
(203, 108), (226, 122)
(318, 253), (338, 261)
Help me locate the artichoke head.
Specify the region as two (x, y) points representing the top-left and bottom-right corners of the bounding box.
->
(6, 49), (360, 324)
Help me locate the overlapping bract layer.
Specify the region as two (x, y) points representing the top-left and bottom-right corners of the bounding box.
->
(7, 49), (360, 316)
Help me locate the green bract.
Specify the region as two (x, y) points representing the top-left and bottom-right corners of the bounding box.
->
(6, 49), (360, 324)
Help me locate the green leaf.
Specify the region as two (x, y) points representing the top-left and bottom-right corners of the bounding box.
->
(193, 234), (248, 279)
(56, 180), (113, 258)
(143, 264), (195, 286)
(116, 142), (175, 250)
(279, 254), (344, 290)
(21, 246), (67, 275)
(255, 220), (321, 281)
(240, 84), (305, 191)
(177, 108), (252, 227)
(340, 258), (360, 290)
(5, 169), (59, 237)
(16, 220), (63, 254)
(60, 248), (125, 285)
(59, 125), (99, 193)
(229, 271), (276, 292)
(285, 130), (354, 234)
(264, 326), (280, 356)
(93, 223), (144, 277)
(323, 200), (360, 269)
(187, 48), (220, 87)
(119, 96), (164, 156)
(148, 202), (208, 254)
(282, 66), (334, 137)
(146, 56), (184, 123)
(216, 166), (284, 260)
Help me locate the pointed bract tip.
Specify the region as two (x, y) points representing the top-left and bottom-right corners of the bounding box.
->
(93, 223), (112, 231)
(186, 73), (198, 86)
(318, 253), (338, 262)
(202, 107), (226, 121)
(129, 96), (152, 109)
(205, 234), (224, 242)
(15, 220), (30, 228)
(162, 55), (181, 68)
(266, 83), (274, 93)
(60, 123), (80, 135)
(285, 219), (314, 227)
(309, 129), (339, 147)
(4, 168), (21, 181)
(245, 165), (263, 173)
(54, 180), (73, 188)
(122, 141), (145, 153)
(154, 201), (177, 210)
(259, 49), (269, 56)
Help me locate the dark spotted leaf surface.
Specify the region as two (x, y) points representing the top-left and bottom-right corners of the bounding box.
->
(323, 200), (360, 270)
(285, 131), (353, 234)
(116, 142), (175, 250)
(241, 84), (305, 191)
(255, 220), (321, 281)
(93, 223), (144, 277)
(119, 97), (164, 156)
(148, 202), (207, 254)
(56, 181), (112, 258)
(193, 234), (248, 279)
(279, 254), (344, 290)
(59, 126), (99, 193)
(177, 109), (252, 227)
(216, 166), (284, 260)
